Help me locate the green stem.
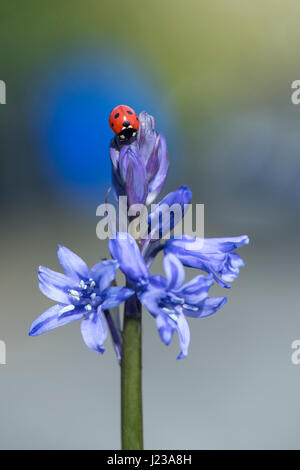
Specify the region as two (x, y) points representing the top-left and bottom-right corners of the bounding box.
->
(121, 295), (143, 450)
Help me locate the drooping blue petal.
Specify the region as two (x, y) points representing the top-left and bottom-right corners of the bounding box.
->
(29, 304), (84, 336)
(57, 245), (89, 281)
(165, 235), (249, 288)
(101, 286), (134, 310)
(80, 308), (107, 354)
(163, 253), (185, 291)
(147, 185), (192, 240)
(38, 266), (76, 303)
(154, 307), (190, 359)
(109, 232), (150, 286)
(175, 312), (191, 360)
(89, 259), (118, 291)
(155, 314), (175, 345)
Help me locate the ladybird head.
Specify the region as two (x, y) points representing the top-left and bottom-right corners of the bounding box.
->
(109, 105), (139, 142)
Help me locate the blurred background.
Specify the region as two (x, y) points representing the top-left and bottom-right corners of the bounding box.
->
(1, 0), (300, 449)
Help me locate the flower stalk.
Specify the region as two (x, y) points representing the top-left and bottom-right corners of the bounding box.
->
(121, 295), (143, 450)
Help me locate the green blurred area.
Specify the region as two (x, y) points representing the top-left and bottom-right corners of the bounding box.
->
(1, 0), (299, 118)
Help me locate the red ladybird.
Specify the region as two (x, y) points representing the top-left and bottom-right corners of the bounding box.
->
(109, 105), (139, 142)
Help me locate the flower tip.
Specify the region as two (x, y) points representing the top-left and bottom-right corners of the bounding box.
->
(95, 346), (106, 355)
(28, 325), (37, 337)
(57, 244), (64, 254)
(57, 244), (67, 254)
(219, 297), (228, 308)
(38, 265), (46, 275)
(180, 184), (192, 194)
(176, 351), (187, 360)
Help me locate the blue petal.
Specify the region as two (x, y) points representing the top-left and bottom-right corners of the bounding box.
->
(163, 253), (185, 291)
(137, 112), (170, 204)
(101, 286), (134, 310)
(155, 314), (175, 345)
(175, 313), (190, 359)
(198, 235), (249, 253)
(148, 185), (192, 239)
(103, 308), (122, 363)
(184, 296), (227, 318)
(180, 274), (214, 304)
(90, 260), (118, 291)
(139, 281), (167, 317)
(146, 134), (169, 205)
(119, 146), (148, 206)
(155, 312), (190, 359)
(221, 253), (245, 283)
(29, 304), (84, 336)
(111, 166), (126, 200)
(145, 134), (161, 181)
(109, 232), (150, 286)
(38, 266), (76, 303)
(80, 308), (107, 354)
(57, 245), (89, 281)
(137, 111), (156, 154)
(137, 273), (169, 316)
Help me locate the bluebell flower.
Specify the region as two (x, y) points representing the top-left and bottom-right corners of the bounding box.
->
(29, 245), (133, 355)
(147, 185), (192, 240)
(109, 233), (227, 359)
(164, 235), (249, 288)
(141, 184), (192, 266)
(110, 111), (169, 205)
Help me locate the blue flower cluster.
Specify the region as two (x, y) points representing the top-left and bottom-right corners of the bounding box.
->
(30, 111), (249, 359)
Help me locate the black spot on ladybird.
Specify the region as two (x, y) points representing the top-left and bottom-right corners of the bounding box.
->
(114, 113), (120, 119)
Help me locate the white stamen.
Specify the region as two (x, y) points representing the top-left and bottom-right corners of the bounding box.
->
(59, 305), (75, 316)
(69, 289), (80, 301)
(169, 313), (179, 322)
(85, 304), (92, 312)
(70, 289), (79, 296)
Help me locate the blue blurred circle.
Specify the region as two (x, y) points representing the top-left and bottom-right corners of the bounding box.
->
(31, 48), (175, 208)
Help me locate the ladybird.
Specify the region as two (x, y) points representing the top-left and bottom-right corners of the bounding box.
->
(109, 104), (139, 142)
